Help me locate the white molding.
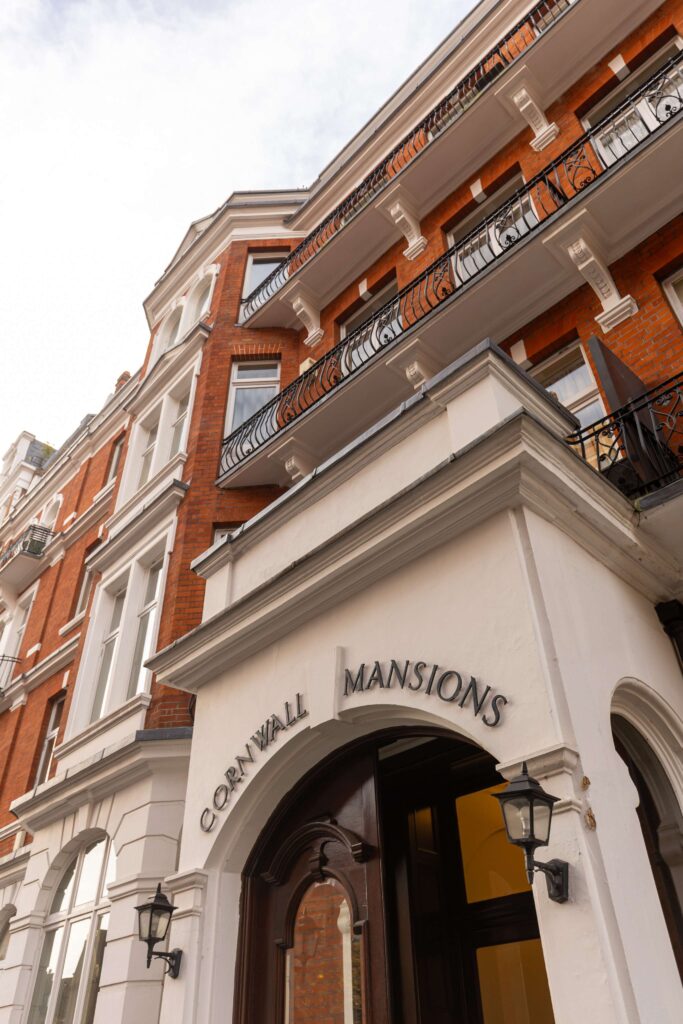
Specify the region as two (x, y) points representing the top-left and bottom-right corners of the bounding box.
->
(54, 691), (152, 763)
(58, 610), (86, 638)
(496, 65), (560, 151)
(0, 633), (81, 712)
(281, 282), (324, 347)
(91, 479), (187, 574)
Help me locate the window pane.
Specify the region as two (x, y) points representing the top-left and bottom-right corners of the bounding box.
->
(127, 609), (153, 699)
(35, 734), (57, 786)
(543, 361), (592, 406)
(90, 637), (116, 722)
(109, 590), (126, 632)
(575, 399), (604, 429)
(234, 363), (279, 381)
(74, 841), (106, 907)
(81, 913), (109, 1024)
(27, 926), (64, 1024)
(246, 257), (286, 294)
(476, 939), (554, 1024)
(342, 283), (398, 336)
(52, 861), (77, 914)
(455, 785), (530, 903)
(143, 562), (162, 606)
(75, 571), (92, 616)
(52, 917), (90, 1024)
(231, 384), (278, 430)
(103, 844), (116, 893)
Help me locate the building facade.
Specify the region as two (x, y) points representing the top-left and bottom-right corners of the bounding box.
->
(1, 0), (683, 1021)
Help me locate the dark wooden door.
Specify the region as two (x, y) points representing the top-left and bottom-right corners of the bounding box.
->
(234, 748), (392, 1024)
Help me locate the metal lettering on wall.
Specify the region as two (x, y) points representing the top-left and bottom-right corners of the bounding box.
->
(343, 660), (508, 727)
(199, 693), (308, 833)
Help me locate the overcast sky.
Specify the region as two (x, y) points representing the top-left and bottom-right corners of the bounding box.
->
(0, 0), (475, 457)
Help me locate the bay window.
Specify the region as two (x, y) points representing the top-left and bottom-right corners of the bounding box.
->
(126, 560), (163, 699)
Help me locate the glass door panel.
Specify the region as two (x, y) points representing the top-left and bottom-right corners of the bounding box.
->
(456, 785), (530, 902)
(477, 938), (554, 1024)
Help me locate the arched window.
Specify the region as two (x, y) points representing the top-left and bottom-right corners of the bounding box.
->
(27, 836), (115, 1024)
(42, 494), (62, 532)
(0, 904), (16, 961)
(186, 275), (213, 326)
(159, 307), (183, 353)
(612, 715), (683, 979)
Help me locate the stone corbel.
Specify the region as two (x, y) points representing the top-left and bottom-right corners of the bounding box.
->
(496, 65), (559, 152)
(268, 437), (317, 484)
(386, 336), (440, 389)
(283, 283), (324, 347)
(566, 237), (638, 333)
(511, 87), (560, 151)
(376, 185), (428, 260)
(543, 212), (638, 333)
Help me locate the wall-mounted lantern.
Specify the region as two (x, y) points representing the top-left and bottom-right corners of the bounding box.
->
(135, 883), (183, 978)
(494, 762), (570, 903)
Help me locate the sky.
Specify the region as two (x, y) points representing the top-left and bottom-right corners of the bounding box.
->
(0, 0), (476, 458)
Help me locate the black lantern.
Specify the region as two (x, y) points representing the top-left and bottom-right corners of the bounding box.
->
(135, 883), (183, 978)
(494, 762), (569, 903)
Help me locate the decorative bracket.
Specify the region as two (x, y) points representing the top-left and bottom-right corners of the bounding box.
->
(283, 283), (324, 347)
(511, 87), (560, 151)
(386, 336), (440, 389)
(377, 185), (428, 260)
(496, 65), (559, 152)
(262, 819), (369, 886)
(268, 437), (317, 484)
(566, 237), (638, 333)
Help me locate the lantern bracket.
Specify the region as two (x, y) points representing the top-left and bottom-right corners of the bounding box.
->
(528, 855), (569, 903)
(147, 947), (183, 978)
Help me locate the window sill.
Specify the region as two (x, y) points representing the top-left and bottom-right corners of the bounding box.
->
(59, 610), (86, 637)
(56, 691), (152, 764)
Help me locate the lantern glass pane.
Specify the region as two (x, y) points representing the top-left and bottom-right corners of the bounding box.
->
(532, 800), (552, 845)
(150, 906), (171, 941)
(502, 795), (533, 843)
(137, 906), (152, 942)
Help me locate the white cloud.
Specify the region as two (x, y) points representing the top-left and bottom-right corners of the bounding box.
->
(0, 0), (474, 454)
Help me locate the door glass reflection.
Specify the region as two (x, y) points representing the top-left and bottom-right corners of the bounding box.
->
(477, 939), (554, 1023)
(286, 879), (363, 1024)
(456, 785), (530, 902)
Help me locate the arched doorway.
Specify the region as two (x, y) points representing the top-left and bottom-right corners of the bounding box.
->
(234, 731), (555, 1023)
(612, 714), (683, 980)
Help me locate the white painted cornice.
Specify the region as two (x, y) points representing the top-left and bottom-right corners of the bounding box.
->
(0, 633), (81, 713)
(11, 733), (191, 834)
(127, 323), (210, 416)
(54, 692), (152, 763)
(91, 479), (188, 573)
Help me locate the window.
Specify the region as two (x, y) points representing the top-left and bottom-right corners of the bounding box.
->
(447, 176), (539, 285)
(90, 584), (127, 723)
(34, 694), (66, 787)
(104, 436), (124, 485)
(584, 41), (683, 166)
(663, 268), (683, 327)
(160, 308), (183, 353)
(27, 837), (115, 1024)
(73, 569), (94, 620)
(242, 252), (289, 298)
(187, 276), (213, 324)
(169, 392), (190, 458)
(126, 561), (163, 699)
(226, 362), (280, 433)
(533, 343), (604, 428)
(137, 416), (159, 489)
(10, 597), (32, 659)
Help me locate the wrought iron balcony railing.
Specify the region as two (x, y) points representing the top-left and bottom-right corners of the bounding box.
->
(0, 655), (21, 691)
(0, 524), (55, 570)
(219, 52), (683, 479)
(239, 0), (574, 322)
(566, 374), (683, 498)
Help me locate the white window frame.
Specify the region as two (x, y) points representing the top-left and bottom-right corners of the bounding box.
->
(663, 267), (683, 328)
(242, 251), (289, 300)
(125, 558), (163, 701)
(225, 361), (281, 434)
(89, 577), (128, 723)
(34, 693), (66, 787)
(181, 267), (219, 333)
(168, 388), (191, 460)
(26, 837), (115, 1024)
(3, 588), (36, 661)
(532, 342), (605, 426)
(104, 436), (124, 486)
(73, 568), (94, 620)
(582, 38), (683, 167)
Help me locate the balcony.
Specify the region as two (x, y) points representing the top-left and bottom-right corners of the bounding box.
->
(567, 373), (683, 499)
(0, 655), (20, 691)
(217, 53), (683, 487)
(239, 0), (661, 329)
(0, 524), (55, 590)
